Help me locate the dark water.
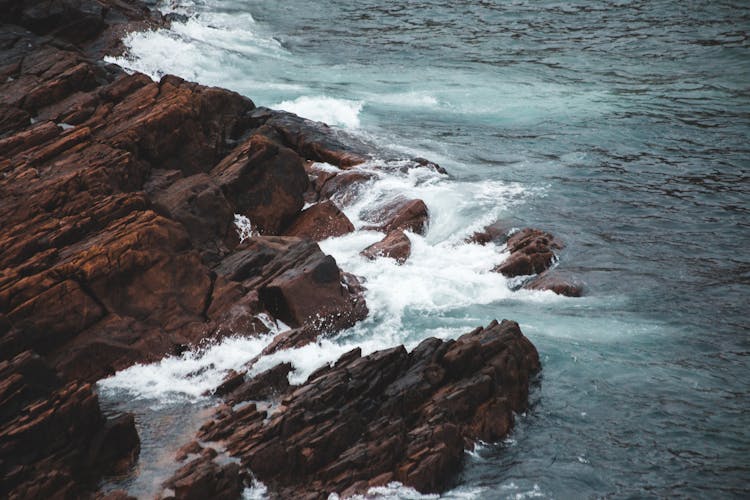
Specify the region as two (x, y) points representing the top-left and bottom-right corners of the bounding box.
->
(103, 1), (750, 497)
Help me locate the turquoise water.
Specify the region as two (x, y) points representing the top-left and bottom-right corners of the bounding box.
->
(101, 1), (750, 497)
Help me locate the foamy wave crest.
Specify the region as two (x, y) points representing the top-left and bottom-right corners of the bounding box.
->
(274, 96), (364, 128)
(103, 2), (294, 95)
(234, 213), (256, 243)
(311, 162), (560, 349)
(336, 481), (485, 499)
(97, 332), (277, 404)
(373, 91), (440, 108)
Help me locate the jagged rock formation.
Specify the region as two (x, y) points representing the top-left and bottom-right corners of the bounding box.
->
(0, 351), (139, 499)
(168, 320), (540, 499)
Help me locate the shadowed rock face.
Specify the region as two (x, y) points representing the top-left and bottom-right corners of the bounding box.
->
(0, 351), (140, 499)
(180, 320), (539, 499)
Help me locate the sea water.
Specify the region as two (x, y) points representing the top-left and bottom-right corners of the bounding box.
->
(98, 1), (750, 497)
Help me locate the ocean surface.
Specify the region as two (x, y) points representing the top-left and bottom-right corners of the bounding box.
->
(97, 1), (750, 498)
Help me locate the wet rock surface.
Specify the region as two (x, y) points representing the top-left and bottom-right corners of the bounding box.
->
(524, 271), (584, 297)
(494, 228), (565, 278)
(0, 351), (140, 499)
(185, 320), (539, 498)
(468, 220), (515, 246)
(283, 200), (355, 241)
(363, 197), (430, 235)
(361, 229), (412, 264)
(248, 107), (373, 168)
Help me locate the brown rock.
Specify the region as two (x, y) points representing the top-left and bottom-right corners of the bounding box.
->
(96, 490), (137, 500)
(92, 73), (255, 174)
(212, 133), (309, 235)
(494, 228), (564, 277)
(284, 200), (355, 241)
(221, 362), (293, 404)
(259, 254), (368, 332)
(319, 169), (377, 204)
(261, 325), (321, 355)
(361, 230), (411, 264)
(0, 351), (140, 499)
(363, 197), (429, 235)
(194, 320), (539, 498)
(467, 220), (515, 245)
(205, 284), (272, 339)
(150, 173), (235, 262)
(249, 107), (372, 167)
(162, 450), (243, 500)
(524, 272), (583, 297)
(215, 236), (367, 334)
(0, 25), (261, 382)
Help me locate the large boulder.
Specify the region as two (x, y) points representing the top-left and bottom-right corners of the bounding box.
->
(212, 134), (309, 235)
(216, 236), (367, 333)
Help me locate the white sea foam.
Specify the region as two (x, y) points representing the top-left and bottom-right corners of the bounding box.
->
(97, 333), (276, 404)
(103, 2), (293, 96)
(338, 482), (438, 500)
(274, 96), (364, 129)
(234, 213), (256, 243)
(336, 481), (485, 499)
(372, 91), (440, 108)
(242, 479), (269, 499)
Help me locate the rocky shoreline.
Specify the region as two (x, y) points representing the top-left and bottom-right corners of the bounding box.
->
(0, 1), (576, 498)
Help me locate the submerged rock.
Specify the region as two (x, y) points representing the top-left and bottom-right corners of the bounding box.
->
(189, 320), (539, 498)
(524, 271), (584, 297)
(467, 220), (515, 245)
